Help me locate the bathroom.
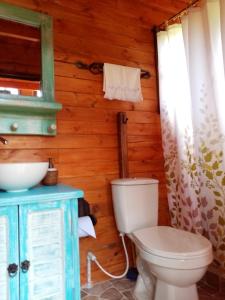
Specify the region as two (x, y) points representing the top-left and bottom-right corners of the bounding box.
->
(0, 0), (224, 299)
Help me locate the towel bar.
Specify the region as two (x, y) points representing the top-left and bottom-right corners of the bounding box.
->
(74, 61), (151, 79)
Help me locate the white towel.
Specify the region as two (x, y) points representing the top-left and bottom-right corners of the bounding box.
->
(103, 63), (143, 102)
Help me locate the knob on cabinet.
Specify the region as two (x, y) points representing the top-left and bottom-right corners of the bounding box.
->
(48, 123), (56, 133)
(7, 263), (18, 277)
(20, 260), (30, 273)
(11, 123), (18, 132)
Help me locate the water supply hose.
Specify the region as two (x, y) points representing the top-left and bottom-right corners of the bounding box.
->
(87, 233), (129, 281)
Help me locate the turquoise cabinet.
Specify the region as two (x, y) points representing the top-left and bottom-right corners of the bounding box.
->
(0, 206), (19, 300)
(0, 184), (83, 300)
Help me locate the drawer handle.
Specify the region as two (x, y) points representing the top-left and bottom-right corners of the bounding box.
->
(21, 260), (30, 273)
(7, 263), (18, 277)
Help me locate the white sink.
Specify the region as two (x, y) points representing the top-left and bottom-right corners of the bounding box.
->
(0, 162), (48, 192)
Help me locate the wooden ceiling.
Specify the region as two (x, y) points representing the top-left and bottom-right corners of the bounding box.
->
(4, 0), (191, 30)
(138, 0), (191, 14)
(115, 0), (191, 28)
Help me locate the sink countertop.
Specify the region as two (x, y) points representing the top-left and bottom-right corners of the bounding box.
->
(0, 184), (84, 206)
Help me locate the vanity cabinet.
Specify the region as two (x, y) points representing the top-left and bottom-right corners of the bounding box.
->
(0, 184), (83, 300)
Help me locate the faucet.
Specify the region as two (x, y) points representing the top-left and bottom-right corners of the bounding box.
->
(0, 136), (8, 145)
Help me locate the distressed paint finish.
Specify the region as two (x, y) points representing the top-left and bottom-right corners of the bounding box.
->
(0, 185), (82, 300)
(0, 206), (19, 300)
(20, 201), (70, 299)
(0, 216), (8, 300)
(70, 199), (80, 300)
(0, 2), (62, 135)
(0, 184), (83, 206)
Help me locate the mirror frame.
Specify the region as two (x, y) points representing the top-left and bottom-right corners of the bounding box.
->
(0, 2), (62, 136)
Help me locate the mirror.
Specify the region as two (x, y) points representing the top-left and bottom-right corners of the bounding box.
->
(0, 19), (41, 96)
(0, 18), (41, 97)
(0, 3), (61, 136)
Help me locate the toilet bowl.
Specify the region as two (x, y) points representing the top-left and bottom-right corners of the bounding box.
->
(131, 226), (213, 300)
(111, 178), (213, 300)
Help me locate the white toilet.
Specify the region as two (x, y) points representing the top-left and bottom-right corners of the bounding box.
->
(111, 178), (213, 300)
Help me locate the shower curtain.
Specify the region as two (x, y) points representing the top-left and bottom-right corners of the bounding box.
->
(157, 0), (225, 267)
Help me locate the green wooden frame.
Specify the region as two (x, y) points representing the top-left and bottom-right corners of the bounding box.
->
(0, 2), (62, 135)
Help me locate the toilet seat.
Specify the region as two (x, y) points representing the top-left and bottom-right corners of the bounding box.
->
(132, 226), (213, 269)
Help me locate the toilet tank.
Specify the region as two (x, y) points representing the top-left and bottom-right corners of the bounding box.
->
(111, 178), (158, 234)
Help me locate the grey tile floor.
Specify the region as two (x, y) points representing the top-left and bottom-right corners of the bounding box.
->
(81, 278), (135, 300)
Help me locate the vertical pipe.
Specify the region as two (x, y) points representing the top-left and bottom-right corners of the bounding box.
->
(117, 112), (137, 268)
(117, 112), (129, 178)
(86, 252), (93, 289)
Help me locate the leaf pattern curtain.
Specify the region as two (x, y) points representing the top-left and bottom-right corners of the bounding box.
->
(157, 0), (225, 268)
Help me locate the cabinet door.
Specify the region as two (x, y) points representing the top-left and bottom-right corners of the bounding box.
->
(0, 206), (19, 300)
(19, 200), (74, 300)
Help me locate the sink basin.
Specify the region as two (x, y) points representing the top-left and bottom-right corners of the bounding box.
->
(0, 162), (48, 192)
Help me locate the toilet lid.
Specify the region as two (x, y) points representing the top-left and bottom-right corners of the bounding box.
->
(132, 226), (212, 259)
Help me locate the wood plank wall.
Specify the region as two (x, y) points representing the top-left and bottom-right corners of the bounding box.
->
(0, 0), (187, 284)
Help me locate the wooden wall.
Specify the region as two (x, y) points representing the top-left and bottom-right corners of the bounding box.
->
(0, 0), (188, 284)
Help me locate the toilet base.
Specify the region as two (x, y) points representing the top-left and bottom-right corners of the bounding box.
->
(155, 280), (198, 300)
(134, 275), (155, 300)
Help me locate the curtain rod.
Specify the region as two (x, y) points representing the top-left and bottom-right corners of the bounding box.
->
(156, 0), (200, 30)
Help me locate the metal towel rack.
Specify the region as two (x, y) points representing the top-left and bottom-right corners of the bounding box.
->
(74, 61), (151, 79)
